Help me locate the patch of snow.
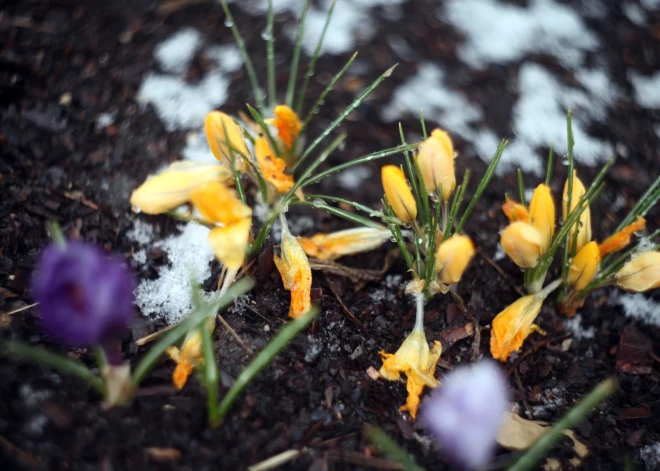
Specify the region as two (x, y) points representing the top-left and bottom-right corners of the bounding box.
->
(204, 44), (243, 73)
(623, 2), (647, 25)
(305, 335), (324, 362)
(182, 131), (217, 163)
(127, 220), (157, 246)
(493, 243), (506, 261)
(385, 274), (402, 290)
(154, 27), (202, 74)
(629, 71), (660, 108)
(617, 293), (660, 327)
(19, 384), (52, 408)
(530, 387), (566, 419)
(337, 166), (372, 190)
(443, 0), (598, 68)
(640, 443), (660, 470)
(641, 0), (660, 10)
(564, 314), (595, 340)
(288, 215), (316, 236)
(370, 286), (396, 304)
(96, 112), (115, 130)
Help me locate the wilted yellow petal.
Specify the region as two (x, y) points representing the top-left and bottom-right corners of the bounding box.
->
(598, 216), (646, 256)
(416, 129), (456, 201)
(568, 241), (601, 291)
(255, 136), (295, 194)
(563, 171), (592, 252)
(166, 317), (215, 390)
(190, 181), (252, 225)
(529, 184), (555, 253)
(501, 222), (544, 268)
(382, 165), (417, 223)
(273, 105), (302, 150)
(434, 234), (476, 285)
(502, 199), (531, 223)
(130, 162), (232, 215)
(490, 280), (560, 362)
(615, 251), (660, 292)
(299, 227), (391, 261)
(274, 223), (312, 318)
(208, 218), (252, 269)
(205, 111), (248, 172)
(379, 327), (442, 419)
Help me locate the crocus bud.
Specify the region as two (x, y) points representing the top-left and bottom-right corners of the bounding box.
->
(529, 183), (555, 253)
(205, 111), (249, 172)
(299, 227), (392, 261)
(274, 221), (313, 318)
(490, 279), (561, 362)
(500, 221), (544, 268)
(416, 129), (456, 201)
(434, 234), (476, 285)
(563, 171), (592, 252)
(130, 162), (231, 215)
(502, 199), (530, 223)
(32, 242), (135, 348)
(615, 251), (660, 292)
(255, 136), (295, 194)
(381, 165), (417, 223)
(379, 326), (442, 419)
(567, 241), (601, 291)
(421, 362), (508, 470)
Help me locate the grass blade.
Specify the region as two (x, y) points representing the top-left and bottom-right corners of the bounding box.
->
(297, 199), (385, 229)
(545, 145), (554, 187)
(286, 0), (311, 108)
(266, 0), (276, 110)
(364, 425), (426, 471)
(287, 134), (346, 200)
(304, 194), (402, 225)
(247, 104), (281, 158)
(517, 168), (525, 205)
(200, 321), (221, 427)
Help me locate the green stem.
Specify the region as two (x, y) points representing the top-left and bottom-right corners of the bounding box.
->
(200, 320), (221, 427)
(364, 425), (426, 471)
(266, 0), (276, 110)
(285, 0), (310, 108)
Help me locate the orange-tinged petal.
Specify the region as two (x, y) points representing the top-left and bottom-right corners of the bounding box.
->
(568, 241), (601, 291)
(502, 200), (530, 223)
(273, 105), (302, 150)
(382, 165), (417, 223)
(130, 162), (232, 215)
(166, 317), (214, 390)
(434, 234), (476, 285)
(190, 181), (252, 225)
(274, 223), (312, 318)
(598, 216), (646, 256)
(255, 136), (295, 194)
(298, 227), (391, 260)
(562, 170), (592, 252)
(205, 111), (249, 172)
(500, 222), (543, 268)
(208, 218), (252, 269)
(615, 251), (660, 292)
(529, 184), (555, 253)
(416, 128), (456, 201)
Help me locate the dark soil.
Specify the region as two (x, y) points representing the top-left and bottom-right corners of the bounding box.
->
(1, 1), (660, 470)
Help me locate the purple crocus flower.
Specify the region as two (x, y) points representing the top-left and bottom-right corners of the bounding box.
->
(421, 361), (509, 470)
(32, 242), (135, 349)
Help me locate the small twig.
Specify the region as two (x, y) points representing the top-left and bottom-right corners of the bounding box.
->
(2, 302), (39, 316)
(324, 273), (365, 331)
(0, 435), (41, 469)
(248, 449), (307, 471)
(135, 323), (177, 346)
(216, 313), (254, 354)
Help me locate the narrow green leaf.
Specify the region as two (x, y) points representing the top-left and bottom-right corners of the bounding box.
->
(296, 199), (384, 229)
(287, 134), (345, 199)
(266, 0), (276, 110)
(247, 104), (281, 158)
(517, 168), (525, 205)
(286, 0), (311, 108)
(200, 321), (220, 427)
(545, 145), (554, 187)
(364, 425), (426, 471)
(304, 194), (402, 225)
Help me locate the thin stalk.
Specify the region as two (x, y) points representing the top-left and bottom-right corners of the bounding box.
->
(287, 134), (345, 199)
(250, 207), (281, 257)
(296, 200), (384, 229)
(219, 0), (266, 112)
(286, 0), (311, 108)
(545, 145), (554, 187)
(517, 169), (525, 205)
(507, 378), (616, 471)
(384, 200), (415, 271)
(200, 320), (220, 427)
(415, 159), (432, 230)
(304, 194), (402, 225)
(291, 64), (398, 174)
(399, 123), (425, 222)
(4, 341), (105, 394)
(616, 175), (660, 231)
(419, 109), (427, 139)
(247, 104), (281, 158)
(295, 0), (337, 115)
(266, 0), (276, 110)
(233, 168), (247, 204)
(364, 425), (426, 471)
(47, 221), (66, 248)
(444, 170), (470, 241)
(216, 307), (319, 422)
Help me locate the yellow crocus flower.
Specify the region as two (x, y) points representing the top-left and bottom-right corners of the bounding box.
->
(208, 218), (253, 270)
(598, 217), (646, 256)
(166, 316), (215, 390)
(434, 234), (476, 285)
(502, 199), (530, 223)
(416, 129), (456, 201)
(255, 136), (295, 194)
(381, 165), (417, 223)
(298, 227), (392, 261)
(272, 105), (302, 150)
(567, 241), (601, 291)
(615, 251), (660, 292)
(274, 219), (312, 319)
(563, 171), (592, 252)
(500, 221), (544, 268)
(205, 111), (249, 172)
(529, 183), (555, 253)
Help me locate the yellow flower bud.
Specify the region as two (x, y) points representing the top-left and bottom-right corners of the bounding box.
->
(490, 280), (560, 362)
(298, 227), (391, 261)
(190, 181), (252, 225)
(130, 162), (232, 215)
(615, 251), (660, 292)
(568, 241), (601, 291)
(274, 222), (313, 319)
(379, 326), (442, 419)
(416, 129), (456, 201)
(434, 234), (476, 285)
(502, 199), (530, 223)
(381, 165), (417, 223)
(500, 222), (544, 268)
(563, 171), (592, 252)
(205, 111), (249, 172)
(255, 136), (295, 194)
(529, 184), (555, 253)
(208, 218), (252, 269)
(272, 105), (302, 150)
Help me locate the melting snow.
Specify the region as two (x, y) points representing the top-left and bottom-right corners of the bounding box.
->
(564, 314), (596, 340)
(629, 71), (660, 108)
(617, 294), (660, 327)
(640, 443), (660, 470)
(154, 27), (202, 74)
(337, 166), (373, 190)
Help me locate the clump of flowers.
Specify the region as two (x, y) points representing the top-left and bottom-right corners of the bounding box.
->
(421, 361), (508, 469)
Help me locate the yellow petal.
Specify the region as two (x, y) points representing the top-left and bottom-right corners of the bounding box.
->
(298, 227), (391, 260)
(167, 317), (214, 390)
(529, 183), (555, 253)
(205, 111), (249, 172)
(416, 129), (456, 201)
(562, 171), (592, 252)
(255, 136), (295, 194)
(500, 222), (544, 268)
(502, 199), (531, 223)
(434, 234), (476, 285)
(381, 165), (417, 223)
(273, 105), (302, 150)
(598, 216), (646, 256)
(130, 162), (231, 215)
(190, 181), (252, 225)
(274, 225), (312, 318)
(615, 251), (660, 292)
(568, 241), (601, 291)
(208, 218), (252, 269)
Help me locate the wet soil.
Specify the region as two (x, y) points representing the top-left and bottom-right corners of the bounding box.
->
(1, 1), (660, 470)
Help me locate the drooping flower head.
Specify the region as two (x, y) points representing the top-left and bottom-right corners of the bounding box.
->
(298, 226), (392, 261)
(422, 361), (509, 470)
(616, 251), (660, 292)
(274, 218), (313, 318)
(255, 135), (295, 196)
(32, 242), (135, 348)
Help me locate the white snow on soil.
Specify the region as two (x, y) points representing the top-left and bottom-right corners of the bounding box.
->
(617, 293), (660, 327)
